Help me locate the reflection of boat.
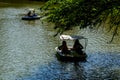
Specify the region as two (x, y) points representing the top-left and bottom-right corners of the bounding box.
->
(22, 15), (41, 20)
(55, 35), (88, 62)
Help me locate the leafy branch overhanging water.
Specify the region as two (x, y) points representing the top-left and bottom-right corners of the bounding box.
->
(41, 0), (120, 42)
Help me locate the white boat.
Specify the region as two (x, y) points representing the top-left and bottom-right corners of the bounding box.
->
(55, 35), (88, 62)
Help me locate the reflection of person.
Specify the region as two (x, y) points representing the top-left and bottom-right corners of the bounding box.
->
(58, 41), (70, 54)
(73, 39), (83, 54)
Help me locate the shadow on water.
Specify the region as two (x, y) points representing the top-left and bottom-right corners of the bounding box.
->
(17, 60), (86, 80)
(84, 52), (120, 80)
(16, 52), (120, 80)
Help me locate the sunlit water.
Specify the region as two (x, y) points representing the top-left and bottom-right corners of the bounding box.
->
(0, 1), (120, 80)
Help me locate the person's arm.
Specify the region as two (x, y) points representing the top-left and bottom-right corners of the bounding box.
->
(58, 45), (62, 50)
(80, 44), (83, 49)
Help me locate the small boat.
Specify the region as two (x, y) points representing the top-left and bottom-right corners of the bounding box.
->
(55, 35), (88, 62)
(22, 8), (41, 20)
(22, 15), (41, 20)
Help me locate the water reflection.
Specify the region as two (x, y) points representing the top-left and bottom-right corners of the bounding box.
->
(84, 52), (120, 80)
(17, 62), (86, 80)
(0, 1), (120, 80)
(16, 52), (120, 80)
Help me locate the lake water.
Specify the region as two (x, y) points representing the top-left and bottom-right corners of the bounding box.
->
(0, 1), (120, 80)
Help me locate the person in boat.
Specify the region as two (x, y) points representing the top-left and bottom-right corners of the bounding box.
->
(32, 10), (37, 16)
(58, 40), (70, 54)
(27, 11), (32, 17)
(72, 39), (84, 54)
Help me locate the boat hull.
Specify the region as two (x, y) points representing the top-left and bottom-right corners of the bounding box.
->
(22, 16), (41, 20)
(55, 47), (87, 62)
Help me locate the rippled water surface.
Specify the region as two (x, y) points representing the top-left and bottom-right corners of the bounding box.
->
(0, 1), (120, 80)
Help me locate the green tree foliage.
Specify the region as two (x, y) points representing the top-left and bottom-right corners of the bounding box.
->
(42, 0), (120, 41)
